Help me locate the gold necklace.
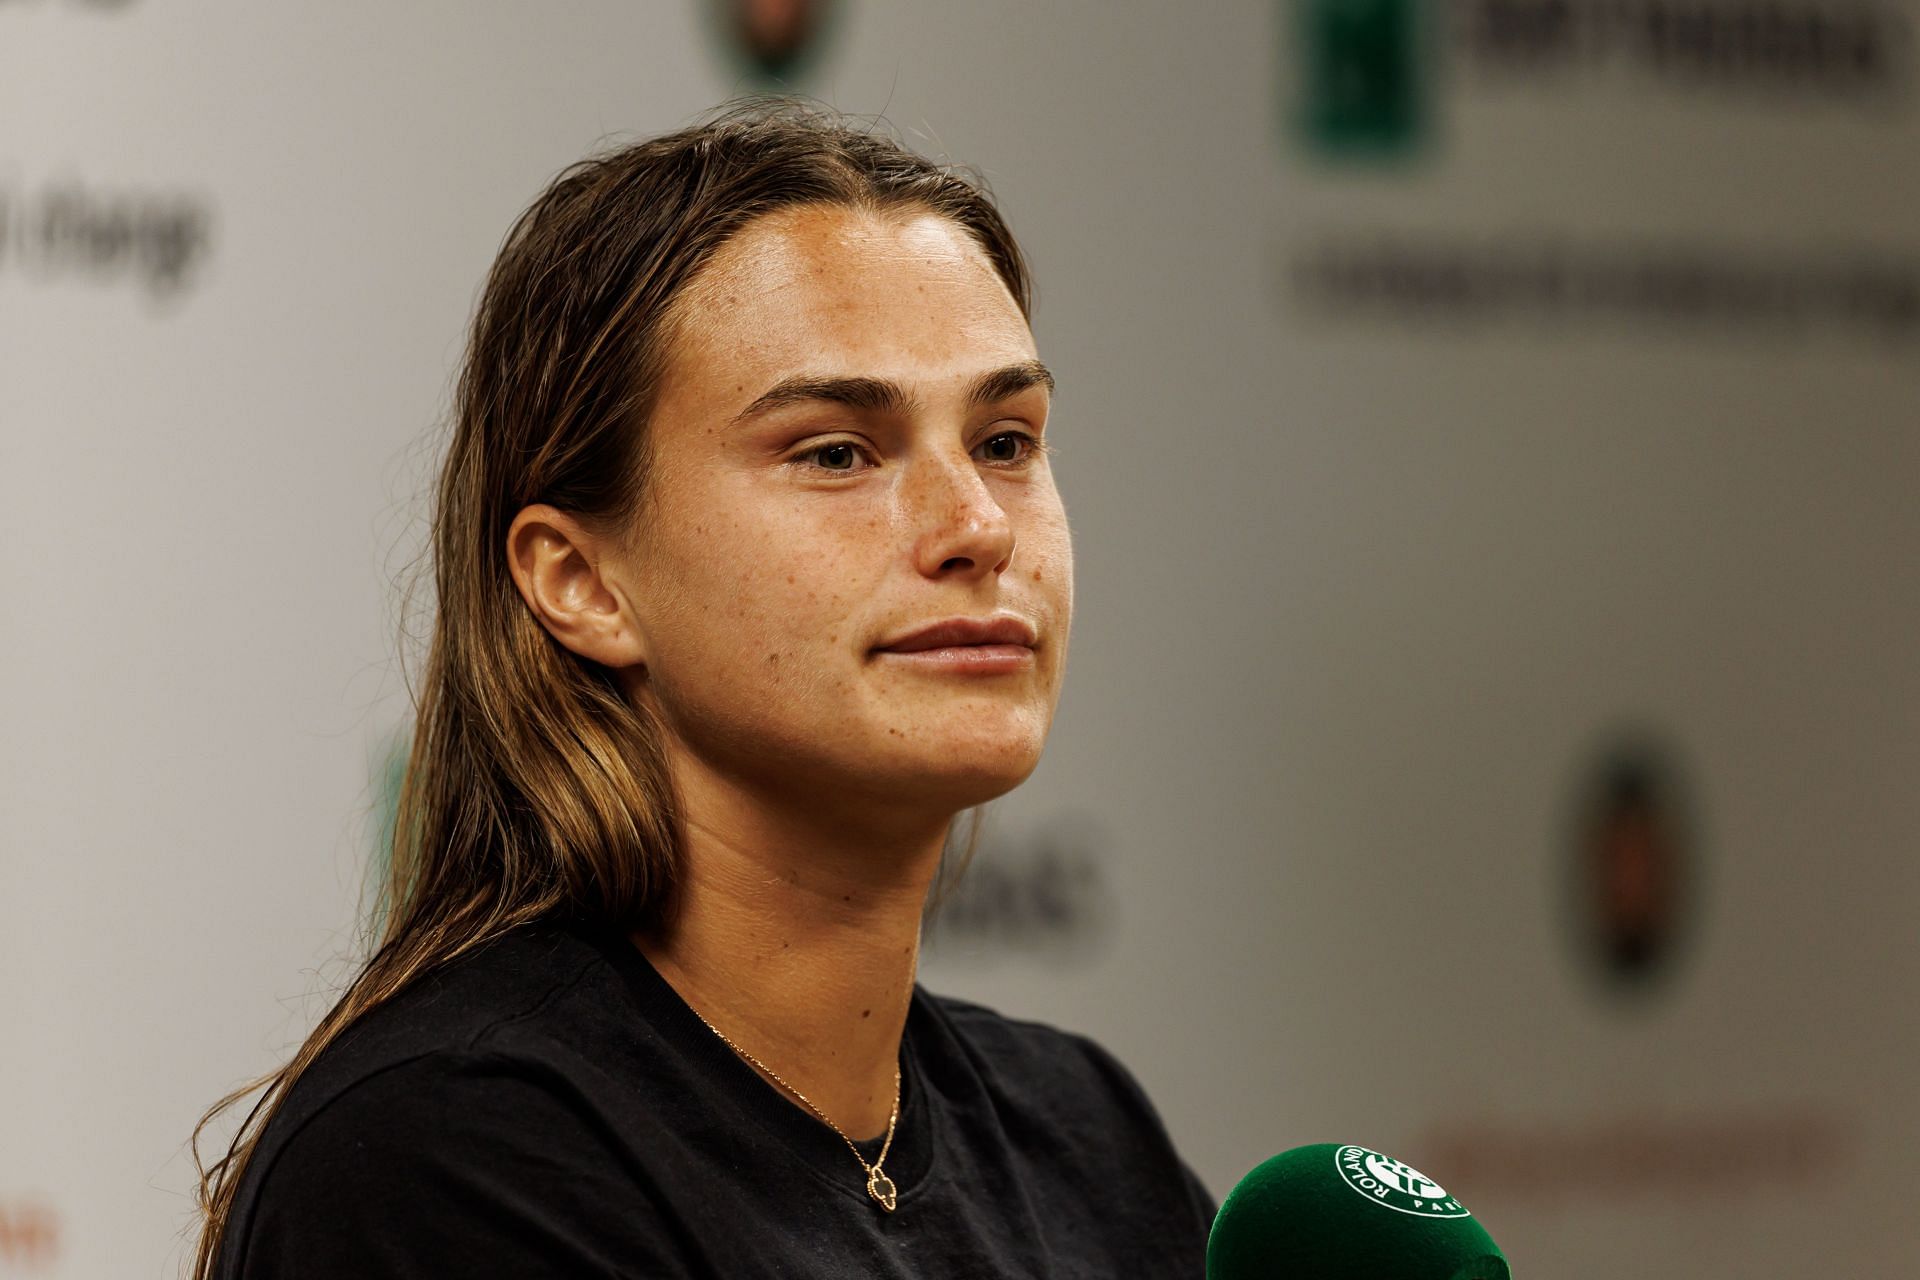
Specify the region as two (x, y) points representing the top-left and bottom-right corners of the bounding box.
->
(693, 1012), (902, 1211)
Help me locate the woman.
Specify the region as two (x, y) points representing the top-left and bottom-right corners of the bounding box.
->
(194, 101), (1215, 1278)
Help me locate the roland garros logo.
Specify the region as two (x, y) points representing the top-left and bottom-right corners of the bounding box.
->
(1335, 1145), (1472, 1218)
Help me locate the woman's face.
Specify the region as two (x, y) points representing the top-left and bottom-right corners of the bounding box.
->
(616, 203), (1072, 820)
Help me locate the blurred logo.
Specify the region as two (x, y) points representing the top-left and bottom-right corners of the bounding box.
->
(1292, 0), (1431, 159)
(0, 177), (214, 300)
(1284, 0), (1912, 164)
(0, 0), (140, 11)
(922, 813), (1111, 960)
(1569, 734), (1697, 992)
(711, 0), (837, 82)
(360, 726), (410, 931)
(369, 727), (409, 865)
(1335, 1145), (1470, 1217)
(1453, 0), (1911, 95)
(1420, 1104), (1854, 1204)
(0, 1198), (59, 1271)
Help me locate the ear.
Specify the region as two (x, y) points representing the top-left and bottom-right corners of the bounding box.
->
(505, 503), (648, 671)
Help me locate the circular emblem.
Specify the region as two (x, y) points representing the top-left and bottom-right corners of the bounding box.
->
(1334, 1145), (1471, 1218)
(709, 0), (838, 82)
(1567, 733), (1699, 997)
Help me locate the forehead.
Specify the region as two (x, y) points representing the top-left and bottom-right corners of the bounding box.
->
(661, 204), (1035, 406)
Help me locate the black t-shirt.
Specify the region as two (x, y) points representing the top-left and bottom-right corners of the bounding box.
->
(213, 920), (1216, 1278)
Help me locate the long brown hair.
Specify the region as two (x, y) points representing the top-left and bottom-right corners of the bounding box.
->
(189, 99), (1032, 1276)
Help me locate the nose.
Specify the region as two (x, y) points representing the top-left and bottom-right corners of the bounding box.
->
(901, 444), (1016, 579)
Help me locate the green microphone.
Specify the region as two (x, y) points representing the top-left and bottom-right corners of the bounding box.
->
(1206, 1143), (1511, 1279)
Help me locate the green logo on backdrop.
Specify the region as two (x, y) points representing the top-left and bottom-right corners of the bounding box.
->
(369, 728), (409, 878)
(1292, 0), (1430, 159)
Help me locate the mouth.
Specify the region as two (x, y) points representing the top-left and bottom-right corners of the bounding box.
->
(872, 643), (1036, 673)
(870, 614), (1040, 676)
(872, 614), (1039, 654)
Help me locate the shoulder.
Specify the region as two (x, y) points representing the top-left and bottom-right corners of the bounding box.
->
(923, 990), (1137, 1087)
(229, 1048), (687, 1278)
(219, 924), (690, 1277)
(917, 988), (1178, 1150)
(248, 1046), (588, 1194)
(260, 923), (615, 1131)
(916, 988), (1220, 1228)
(250, 921), (649, 1158)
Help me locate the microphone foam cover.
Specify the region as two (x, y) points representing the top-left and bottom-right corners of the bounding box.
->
(1206, 1143), (1510, 1280)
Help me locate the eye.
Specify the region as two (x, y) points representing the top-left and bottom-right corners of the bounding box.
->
(976, 430), (1049, 466)
(790, 431), (1051, 476)
(794, 439), (874, 473)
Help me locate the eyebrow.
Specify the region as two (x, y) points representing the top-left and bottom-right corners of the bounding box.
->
(728, 359), (1055, 428)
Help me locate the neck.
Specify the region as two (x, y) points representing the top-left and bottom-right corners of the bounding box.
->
(631, 760), (949, 1142)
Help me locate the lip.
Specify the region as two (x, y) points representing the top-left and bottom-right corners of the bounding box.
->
(873, 614), (1039, 654)
(875, 644), (1036, 674)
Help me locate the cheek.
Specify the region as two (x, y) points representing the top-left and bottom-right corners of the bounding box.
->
(1021, 499), (1074, 607)
(654, 510), (872, 692)
(1025, 507), (1075, 680)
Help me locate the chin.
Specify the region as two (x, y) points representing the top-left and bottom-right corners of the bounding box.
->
(845, 701), (1053, 802)
(914, 744), (1046, 809)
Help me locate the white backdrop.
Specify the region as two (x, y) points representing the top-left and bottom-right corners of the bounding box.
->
(3, 2), (1916, 1276)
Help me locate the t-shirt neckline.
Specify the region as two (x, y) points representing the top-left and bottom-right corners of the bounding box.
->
(566, 919), (936, 1209)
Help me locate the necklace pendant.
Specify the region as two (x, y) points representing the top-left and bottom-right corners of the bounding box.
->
(865, 1166), (898, 1212)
